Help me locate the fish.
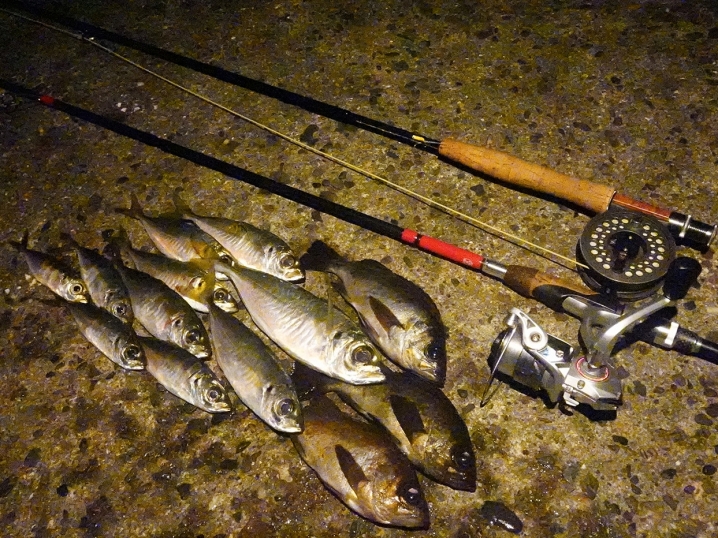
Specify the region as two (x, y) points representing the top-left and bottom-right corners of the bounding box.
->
(65, 235), (134, 324)
(293, 363), (476, 491)
(217, 263), (385, 385)
(114, 262), (212, 359)
(291, 395), (430, 529)
(139, 336), (232, 413)
(109, 228), (240, 313)
(300, 240), (447, 385)
(208, 303), (302, 433)
(9, 232), (89, 303)
(115, 193), (238, 275)
(173, 189), (304, 282)
(65, 301), (145, 370)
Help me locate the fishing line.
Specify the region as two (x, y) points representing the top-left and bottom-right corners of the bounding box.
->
(0, 7), (586, 271)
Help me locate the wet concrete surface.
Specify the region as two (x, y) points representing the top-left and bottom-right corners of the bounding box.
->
(1, 0), (717, 536)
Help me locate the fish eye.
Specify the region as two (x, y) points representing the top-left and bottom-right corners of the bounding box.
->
(113, 304), (128, 317)
(352, 345), (374, 364)
(213, 288), (228, 301)
(399, 484), (422, 506)
(123, 344), (142, 361)
(453, 449), (473, 470)
(70, 283), (85, 295)
(219, 254), (234, 265)
(185, 329), (202, 344)
(276, 398), (295, 417)
(206, 386), (222, 402)
(279, 254), (296, 269)
(190, 277), (206, 290)
(426, 341), (443, 362)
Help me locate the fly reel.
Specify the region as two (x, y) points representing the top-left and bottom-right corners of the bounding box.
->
(576, 207), (676, 300)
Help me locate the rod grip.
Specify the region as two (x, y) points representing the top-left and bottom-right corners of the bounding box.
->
(503, 265), (600, 311)
(438, 138), (616, 214)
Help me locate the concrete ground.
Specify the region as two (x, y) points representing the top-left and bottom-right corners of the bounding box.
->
(1, 1), (716, 536)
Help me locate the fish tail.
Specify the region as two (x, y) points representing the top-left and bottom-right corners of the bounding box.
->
(114, 192), (144, 220)
(299, 240), (343, 272)
(8, 230), (29, 252)
(171, 187), (193, 219)
(104, 227), (132, 262)
(290, 361), (336, 400)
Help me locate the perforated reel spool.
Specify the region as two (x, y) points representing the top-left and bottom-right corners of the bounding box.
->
(576, 207), (676, 300)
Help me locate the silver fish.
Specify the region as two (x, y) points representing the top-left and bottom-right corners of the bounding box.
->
(114, 262), (211, 359)
(300, 240), (447, 384)
(208, 304), (302, 432)
(66, 237), (134, 324)
(10, 232), (89, 303)
(66, 301), (145, 370)
(294, 364), (476, 491)
(115, 193), (238, 275)
(174, 190), (304, 282)
(109, 228), (239, 313)
(291, 395), (429, 529)
(218, 263), (385, 385)
(140, 336), (231, 413)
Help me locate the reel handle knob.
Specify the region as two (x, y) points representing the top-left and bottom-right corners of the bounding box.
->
(662, 256), (702, 301)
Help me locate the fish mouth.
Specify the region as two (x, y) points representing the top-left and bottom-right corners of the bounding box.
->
(413, 359), (444, 385)
(191, 346), (211, 359)
(283, 268), (306, 283)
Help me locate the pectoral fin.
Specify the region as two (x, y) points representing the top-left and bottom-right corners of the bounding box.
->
(335, 444), (369, 496)
(390, 394), (426, 443)
(369, 296), (404, 333)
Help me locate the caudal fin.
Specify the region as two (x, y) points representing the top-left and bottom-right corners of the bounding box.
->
(299, 240), (344, 272)
(114, 192), (145, 220)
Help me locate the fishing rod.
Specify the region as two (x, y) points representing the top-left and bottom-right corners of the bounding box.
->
(3, 80), (716, 413)
(4, 0), (716, 253)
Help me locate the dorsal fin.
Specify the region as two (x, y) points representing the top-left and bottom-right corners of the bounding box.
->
(335, 444), (368, 496)
(389, 394), (426, 443)
(369, 296), (404, 333)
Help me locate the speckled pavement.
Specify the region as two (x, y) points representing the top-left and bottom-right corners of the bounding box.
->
(1, 1), (717, 537)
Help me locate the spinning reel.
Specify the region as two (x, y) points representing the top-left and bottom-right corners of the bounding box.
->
(484, 257), (703, 412)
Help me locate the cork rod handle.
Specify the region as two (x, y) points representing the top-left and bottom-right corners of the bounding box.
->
(439, 138), (616, 214)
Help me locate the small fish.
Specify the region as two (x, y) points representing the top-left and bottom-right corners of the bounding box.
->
(110, 228), (217, 312)
(115, 193), (238, 273)
(174, 189), (304, 282)
(65, 301), (145, 370)
(114, 262), (212, 359)
(65, 235), (134, 324)
(139, 336), (231, 413)
(294, 363), (476, 491)
(291, 395), (429, 529)
(218, 263), (385, 385)
(300, 240), (447, 384)
(208, 304), (302, 432)
(10, 232), (89, 303)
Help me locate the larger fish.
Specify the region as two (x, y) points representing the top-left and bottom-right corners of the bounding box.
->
(208, 304), (302, 433)
(300, 241), (447, 384)
(115, 193), (238, 271)
(291, 395), (430, 529)
(65, 301), (145, 370)
(110, 229), (239, 314)
(173, 190), (304, 282)
(217, 263), (385, 385)
(10, 232), (89, 303)
(66, 236), (134, 324)
(140, 336), (231, 413)
(294, 363), (476, 491)
(114, 262), (212, 359)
